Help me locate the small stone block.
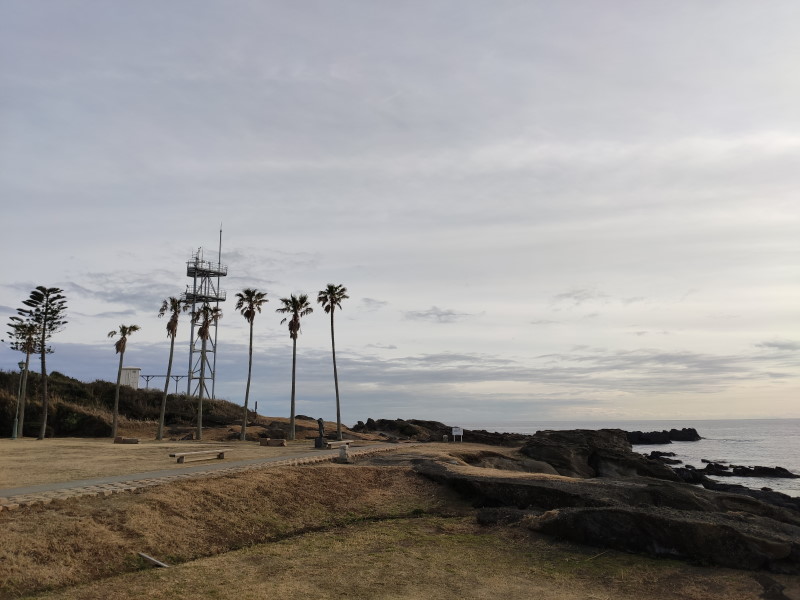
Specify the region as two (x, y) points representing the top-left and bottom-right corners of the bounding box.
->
(261, 438), (287, 447)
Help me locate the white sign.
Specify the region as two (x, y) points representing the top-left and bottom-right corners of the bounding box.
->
(452, 427), (463, 436)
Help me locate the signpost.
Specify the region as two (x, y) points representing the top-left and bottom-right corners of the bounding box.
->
(451, 427), (463, 442)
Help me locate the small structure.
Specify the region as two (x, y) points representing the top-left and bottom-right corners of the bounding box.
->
(314, 418), (326, 449)
(120, 367), (141, 390)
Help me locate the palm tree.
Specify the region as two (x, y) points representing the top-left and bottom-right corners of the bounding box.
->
(235, 288), (268, 441)
(276, 294), (313, 440)
(191, 303), (222, 441)
(156, 297), (186, 441)
(317, 284), (349, 440)
(108, 324), (140, 439)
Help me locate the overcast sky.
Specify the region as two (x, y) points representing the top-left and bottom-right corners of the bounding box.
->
(1, 1), (798, 426)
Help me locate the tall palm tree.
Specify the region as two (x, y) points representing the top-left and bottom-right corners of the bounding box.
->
(108, 324), (140, 439)
(317, 284), (349, 440)
(156, 297), (186, 441)
(235, 288), (268, 441)
(276, 294), (313, 440)
(191, 303), (222, 441)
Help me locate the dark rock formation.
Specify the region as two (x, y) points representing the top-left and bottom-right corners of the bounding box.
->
(415, 457), (800, 573)
(410, 425), (800, 574)
(702, 462), (733, 476)
(674, 465), (710, 485)
(529, 506), (800, 573)
(701, 480), (800, 513)
(626, 427), (701, 444)
(731, 465), (800, 479)
(692, 461), (798, 479)
(647, 451), (682, 465)
(519, 429), (679, 481)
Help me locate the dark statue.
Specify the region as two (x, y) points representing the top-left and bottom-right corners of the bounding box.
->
(314, 418), (326, 449)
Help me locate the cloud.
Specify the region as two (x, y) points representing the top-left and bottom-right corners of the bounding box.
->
(404, 306), (471, 324)
(68, 271), (181, 313)
(360, 298), (388, 312)
(73, 309), (137, 319)
(755, 340), (800, 352)
(552, 288), (609, 307)
(365, 343), (397, 350)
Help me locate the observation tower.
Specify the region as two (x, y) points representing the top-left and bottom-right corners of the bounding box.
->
(182, 231), (227, 398)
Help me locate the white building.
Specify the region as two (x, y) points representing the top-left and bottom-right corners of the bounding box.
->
(120, 367), (141, 390)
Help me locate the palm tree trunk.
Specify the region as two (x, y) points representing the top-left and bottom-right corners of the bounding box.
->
(157, 336), (175, 441)
(112, 350), (124, 439)
(38, 330), (48, 440)
(197, 338), (206, 441)
(330, 311), (342, 440)
(241, 321), (254, 441)
(19, 351), (30, 438)
(289, 337), (297, 441)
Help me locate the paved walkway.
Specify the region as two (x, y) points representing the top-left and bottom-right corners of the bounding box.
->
(0, 443), (407, 512)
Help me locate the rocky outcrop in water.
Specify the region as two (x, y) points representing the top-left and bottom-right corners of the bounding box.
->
(689, 461), (799, 479)
(625, 428), (701, 444)
(731, 465), (799, 479)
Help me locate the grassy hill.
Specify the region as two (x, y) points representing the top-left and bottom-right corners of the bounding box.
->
(0, 370), (316, 439)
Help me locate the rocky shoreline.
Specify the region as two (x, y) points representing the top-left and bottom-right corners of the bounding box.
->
(356, 419), (800, 573)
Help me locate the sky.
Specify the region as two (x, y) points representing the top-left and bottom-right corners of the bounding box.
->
(1, 1), (798, 426)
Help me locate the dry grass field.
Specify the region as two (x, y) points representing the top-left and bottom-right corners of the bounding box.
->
(0, 437), (326, 488)
(1, 440), (797, 600)
(25, 517), (771, 600)
(0, 425), (377, 488)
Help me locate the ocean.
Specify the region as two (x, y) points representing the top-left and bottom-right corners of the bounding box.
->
(458, 418), (800, 498)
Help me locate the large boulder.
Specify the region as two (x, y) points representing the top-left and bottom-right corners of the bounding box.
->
(519, 429), (679, 481)
(528, 506), (800, 574)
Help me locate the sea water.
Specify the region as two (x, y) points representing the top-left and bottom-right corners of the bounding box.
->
(457, 419), (800, 497)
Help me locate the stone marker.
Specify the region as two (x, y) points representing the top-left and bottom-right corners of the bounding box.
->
(338, 444), (352, 464)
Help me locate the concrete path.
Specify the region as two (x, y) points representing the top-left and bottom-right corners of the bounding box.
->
(0, 443), (406, 512)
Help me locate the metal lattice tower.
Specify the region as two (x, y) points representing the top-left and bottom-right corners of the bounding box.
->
(182, 235), (227, 398)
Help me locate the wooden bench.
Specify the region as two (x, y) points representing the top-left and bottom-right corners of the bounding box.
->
(325, 440), (350, 450)
(169, 449), (228, 464)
